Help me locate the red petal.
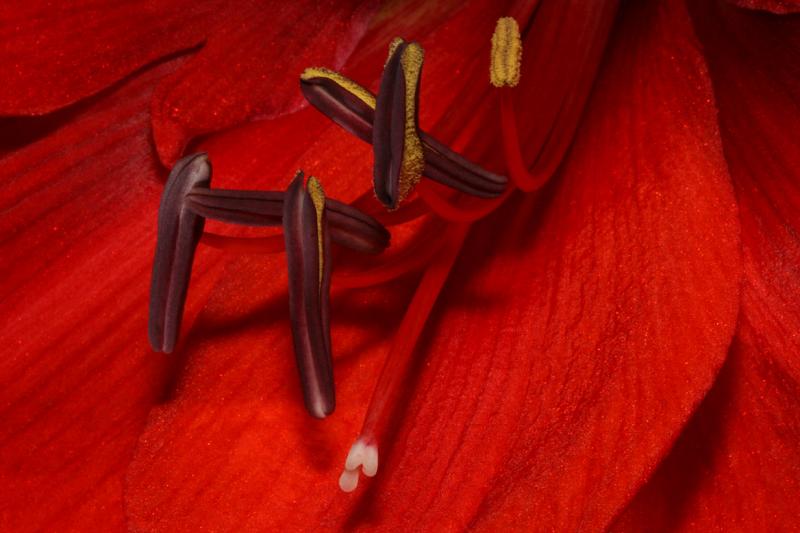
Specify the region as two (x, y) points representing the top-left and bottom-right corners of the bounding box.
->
(0, 59), (195, 530)
(0, 0), (223, 114)
(126, 1), (741, 530)
(150, 0), (379, 165)
(434, 2), (740, 528)
(613, 2), (800, 529)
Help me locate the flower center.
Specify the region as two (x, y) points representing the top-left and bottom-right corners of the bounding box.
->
(148, 16), (536, 494)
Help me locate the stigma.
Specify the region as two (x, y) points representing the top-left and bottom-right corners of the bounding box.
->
(338, 437), (379, 492)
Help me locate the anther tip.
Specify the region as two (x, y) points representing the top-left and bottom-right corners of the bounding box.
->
(175, 151), (209, 169)
(148, 335), (173, 354)
(308, 398), (335, 419)
(307, 176), (325, 201)
(148, 152), (211, 359)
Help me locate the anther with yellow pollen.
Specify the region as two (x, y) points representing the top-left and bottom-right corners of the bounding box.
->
(490, 16), (548, 192)
(148, 154), (390, 418)
(300, 40), (508, 210)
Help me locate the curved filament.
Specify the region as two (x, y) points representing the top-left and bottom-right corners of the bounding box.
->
(500, 91), (551, 192)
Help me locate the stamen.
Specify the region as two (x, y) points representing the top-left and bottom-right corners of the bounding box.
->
(338, 225), (469, 491)
(489, 17), (550, 193)
(385, 37), (404, 64)
(325, 199), (391, 254)
(187, 187), (390, 255)
(490, 17), (522, 88)
(307, 177), (326, 285)
(186, 189), (284, 226)
(418, 180), (513, 223)
(301, 59), (507, 201)
(300, 67), (375, 143)
(148, 153), (211, 353)
(283, 172), (334, 418)
(372, 39), (425, 209)
(420, 132), (506, 197)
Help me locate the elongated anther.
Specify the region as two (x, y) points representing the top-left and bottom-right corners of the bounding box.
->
(490, 17), (522, 88)
(186, 189), (284, 227)
(186, 187), (390, 254)
(300, 68), (507, 199)
(299, 67), (375, 143)
(148, 153), (211, 353)
(324, 199), (391, 254)
(372, 39), (425, 209)
(283, 172), (335, 418)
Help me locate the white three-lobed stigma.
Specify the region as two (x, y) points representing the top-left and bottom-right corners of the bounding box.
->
(338, 439), (379, 492)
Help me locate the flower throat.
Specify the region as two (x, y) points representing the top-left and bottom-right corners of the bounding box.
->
(148, 17), (531, 492)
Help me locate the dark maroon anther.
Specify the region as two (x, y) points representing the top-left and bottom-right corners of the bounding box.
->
(148, 153), (211, 353)
(185, 188), (390, 255)
(325, 198), (390, 254)
(300, 52), (508, 203)
(372, 40), (415, 209)
(283, 173), (335, 419)
(419, 132), (507, 197)
(299, 73), (375, 143)
(186, 189), (284, 226)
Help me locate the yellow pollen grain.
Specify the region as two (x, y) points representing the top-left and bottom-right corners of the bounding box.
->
(301, 67), (376, 109)
(306, 176), (326, 287)
(386, 37), (404, 66)
(490, 17), (522, 88)
(397, 42), (425, 204)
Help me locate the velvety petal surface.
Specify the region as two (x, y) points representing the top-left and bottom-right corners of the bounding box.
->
(127, 0), (740, 531)
(0, 0), (222, 114)
(613, 2), (800, 530)
(1, 0), (377, 166)
(151, 0), (379, 165)
(0, 58), (196, 531)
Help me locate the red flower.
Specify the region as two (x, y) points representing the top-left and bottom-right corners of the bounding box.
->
(1, 0), (798, 531)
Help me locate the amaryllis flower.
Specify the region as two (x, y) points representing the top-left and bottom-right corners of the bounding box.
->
(1, 0), (798, 530)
